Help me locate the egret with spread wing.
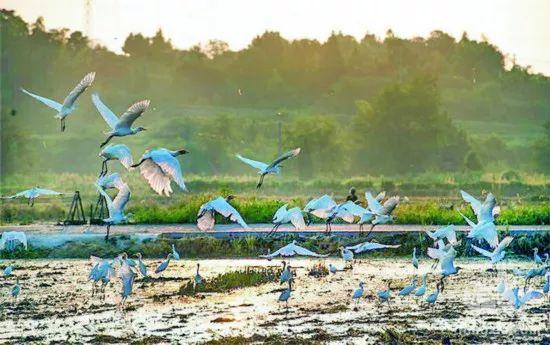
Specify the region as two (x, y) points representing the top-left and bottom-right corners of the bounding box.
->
(270, 204), (305, 235)
(197, 196), (248, 231)
(92, 94), (149, 147)
(303, 194), (337, 226)
(99, 144), (133, 177)
(96, 176), (131, 240)
(132, 148), (189, 196)
(346, 241), (400, 254)
(471, 236), (514, 272)
(260, 240), (328, 259)
(21, 72), (95, 131)
(236, 148), (301, 188)
(2, 187), (63, 207)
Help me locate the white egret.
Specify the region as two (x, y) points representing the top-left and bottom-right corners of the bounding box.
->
(92, 94), (149, 147)
(260, 240), (328, 259)
(425, 225), (458, 245)
(279, 261), (292, 284)
(345, 241), (400, 254)
(96, 176), (131, 240)
(278, 280), (292, 307)
(11, 278), (21, 299)
(471, 236), (514, 272)
(303, 194), (337, 226)
(325, 201), (366, 233)
(270, 204), (305, 235)
(533, 248), (543, 266)
(197, 196), (248, 231)
(172, 244), (181, 260)
(135, 253), (148, 278)
(426, 283), (441, 305)
(415, 274), (428, 297)
(21, 72), (95, 131)
(377, 282), (391, 305)
(412, 247), (419, 269)
(543, 275), (549, 294)
(132, 148), (189, 196)
(99, 144), (133, 176)
(194, 263), (204, 293)
(329, 264), (338, 274)
(363, 191), (400, 236)
(358, 191), (386, 230)
(340, 247), (354, 268)
(438, 247), (462, 292)
(119, 257), (136, 307)
(510, 287), (543, 309)
(3, 265), (13, 277)
(459, 190), (500, 248)
(2, 187), (63, 207)
(398, 278), (417, 297)
(352, 282), (364, 306)
(235, 148), (301, 188)
(155, 253), (173, 274)
(89, 256), (115, 296)
(513, 267), (547, 290)
(497, 279), (506, 294)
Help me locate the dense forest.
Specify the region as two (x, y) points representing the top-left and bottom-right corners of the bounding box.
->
(1, 9), (549, 179)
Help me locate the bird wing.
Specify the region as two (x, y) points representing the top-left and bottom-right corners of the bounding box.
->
(63, 72), (95, 107)
(338, 210), (356, 223)
(117, 100), (150, 129)
(34, 188), (62, 196)
(235, 154), (269, 171)
(260, 243), (293, 258)
(92, 93), (119, 129)
(341, 201), (367, 217)
(365, 192), (384, 214)
(112, 184), (131, 214)
(273, 204), (288, 222)
(139, 158), (173, 196)
(352, 242), (400, 253)
(446, 226), (458, 244)
(479, 193), (497, 223)
(288, 208), (306, 229)
(151, 151), (187, 193)
(375, 191), (386, 202)
(495, 236), (514, 254)
(458, 210), (477, 227)
(427, 247), (444, 260)
(290, 242), (328, 257)
(103, 144), (134, 169)
(470, 222), (499, 248)
(96, 186), (115, 215)
(382, 196), (400, 215)
(471, 244), (493, 258)
(460, 190), (482, 218)
(440, 250), (457, 273)
(520, 290), (543, 303)
(20, 88), (63, 112)
(96, 173), (125, 190)
(308, 195), (337, 212)
(197, 207), (216, 231)
(267, 148), (301, 169)
(210, 197), (248, 228)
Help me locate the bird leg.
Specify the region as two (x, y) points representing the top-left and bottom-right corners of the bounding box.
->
(99, 160), (108, 177)
(359, 223), (363, 232)
(268, 223), (280, 236)
(61, 118), (66, 132)
(30, 198), (35, 207)
(256, 174), (265, 189)
(131, 159), (146, 168)
(105, 224), (111, 241)
(439, 277), (446, 293)
(100, 135), (114, 148)
(363, 224), (376, 239)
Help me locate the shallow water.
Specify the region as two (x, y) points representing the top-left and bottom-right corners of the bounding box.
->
(0, 258), (548, 344)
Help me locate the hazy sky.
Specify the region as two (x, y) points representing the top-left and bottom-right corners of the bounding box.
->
(3, 0), (550, 75)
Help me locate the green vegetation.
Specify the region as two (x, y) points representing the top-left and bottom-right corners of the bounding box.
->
(1, 232), (547, 260)
(179, 267), (279, 295)
(1, 10), (549, 179)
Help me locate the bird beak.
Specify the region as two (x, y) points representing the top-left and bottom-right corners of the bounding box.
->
(177, 149), (189, 155)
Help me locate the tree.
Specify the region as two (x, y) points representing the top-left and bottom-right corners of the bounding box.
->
(464, 151), (483, 171)
(533, 121), (550, 173)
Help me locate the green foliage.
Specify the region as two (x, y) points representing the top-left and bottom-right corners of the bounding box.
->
(464, 151), (483, 171)
(533, 121), (550, 173)
(179, 267), (278, 295)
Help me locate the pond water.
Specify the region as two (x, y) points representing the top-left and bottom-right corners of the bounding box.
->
(0, 258), (548, 344)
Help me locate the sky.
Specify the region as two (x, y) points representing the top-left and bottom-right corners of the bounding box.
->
(3, 0), (550, 75)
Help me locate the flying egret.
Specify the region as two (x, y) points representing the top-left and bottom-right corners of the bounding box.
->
(426, 283), (441, 305)
(471, 236), (514, 272)
(135, 253), (148, 278)
(11, 278), (21, 299)
(459, 190), (500, 248)
(3, 265), (13, 277)
(303, 194), (337, 226)
(412, 247), (419, 269)
(425, 225), (458, 245)
(345, 241), (400, 254)
(132, 148), (189, 196)
(325, 201), (366, 233)
(363, 191), (400, 237)
(99, 144), (133, 177)
(509, 287), (544, 309)
(439, 247), (462, 292)
(358, 191), (386, 230)
(235, 148), (301, 188)
(533, 248), (543, 266)
(21, 72), (95, 131)
(352, 282), (364, 306)
(92, 94), (149, 147)
(398, 278), (417, 297)
(194, 263), (204, 293)
(197, 196), (248, 231)
(172, 244), (181, 260)
(427, 239), (456, 269)
(2, 187), (63, 207)
(155, 253), (173, 274)
(96, 176), (131, 240)
(270, 204), (305, 235)
(260, 240), (328, 259)
(340, 247), (354, 268)
(279, 261), (292, 284)
(415, 274), (428, 297)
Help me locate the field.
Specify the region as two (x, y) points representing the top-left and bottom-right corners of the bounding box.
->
(0, 258), (548, 344)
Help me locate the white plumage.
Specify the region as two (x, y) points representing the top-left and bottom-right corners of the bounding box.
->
(260, 240), (328, 259)
(346, 241), (400, 254)
(96, 175), (131, 239)
(270, 204), (305, 234)
(99, 144), (134, 175)
(2, 187), (63, 206)
(133, 148), (188, 196)
(304, 194), (337, 220)
(197, 196), (248, 231)
(471, 236), (514, 264)
(425, 225), (458, 245)
(236, 148), (301, 188)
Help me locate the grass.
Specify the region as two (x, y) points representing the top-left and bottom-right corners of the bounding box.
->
(179, 267), (279, 295)
(0, 232), (547, 260)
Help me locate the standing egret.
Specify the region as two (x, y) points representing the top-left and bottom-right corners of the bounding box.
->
(194, 263), (204, 293)
(513, 267), (547, 291)
(260, 240), (328, 259)
(412, 247), (419, 269)
(135, 253), (148, 278)
(99, 144), (133, 177)
(92, 94), (149, 147)
(346, 241), (400, 254)
(270, 204), (305, 235)
(172, 244), (181, 260)
(352, 282), (365, 306)
(377, 282), (391, 305)
(96, 176), (131, 240)
(21, 72), (95, 131)
(471, 236), (514, 273)
(425, 225), (458, 246)
(279, 261), (292, 284)
(398, 278), (417, 297)
(4, 265), (13, 277)
(340, 247), (354, 268)
(303, 195), (337, 226)
(197, 196), (248, 231)
(2, 187), (63, 207)
(426, 283), (441, 305)
(132, 148), (189, 196)
(11, 278), (21, 299)
(542, 275), (549, 294)
(235, 148), (301, 188)
(415, 274), (428, 297)
(278, 280), (292, 307)
(329, 264), (338, 274)
(155, 254), (173, 274)
(120, 258), (136, 307)
(533, 248), (543, 266)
